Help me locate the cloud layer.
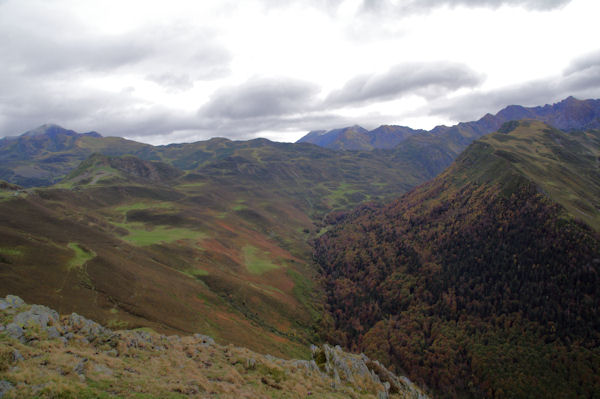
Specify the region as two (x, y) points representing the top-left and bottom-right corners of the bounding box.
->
(0, 0), (597, 144)
(361, 0), (571, 12)
(429, 49), (600, 121)
(325, 63), (483, 106)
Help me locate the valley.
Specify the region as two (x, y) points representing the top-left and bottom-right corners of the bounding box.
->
(0, 97), (599, 398)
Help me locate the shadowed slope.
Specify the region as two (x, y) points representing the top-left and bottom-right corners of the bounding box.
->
(314, 121), (600, 398)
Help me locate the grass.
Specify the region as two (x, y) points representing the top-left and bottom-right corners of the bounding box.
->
(0, 247), (23, 257)
(114, 202), (174, 214)
(242, 245), (281, 275)
(475, 121), (600, 230)
(181, 268), (209, 279)
(0, 300), (416, 399)
(67, 242), (95, 270)
(115, 223), (207, 246)
(287, 268), (321, 322)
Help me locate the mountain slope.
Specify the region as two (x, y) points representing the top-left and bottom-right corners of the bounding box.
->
(0, 124), (157, 187)
(0, 137), (432, 360)
(0, 295), (428, 398)
(314, 121), (600, 398)
(298, 125), (424, 151)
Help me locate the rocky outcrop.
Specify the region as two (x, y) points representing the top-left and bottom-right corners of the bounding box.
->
(0, 295), (430, 398)
(311, 344), (428, 399)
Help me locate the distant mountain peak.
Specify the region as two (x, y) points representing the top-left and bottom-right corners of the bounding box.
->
(18, 124), (102, 139)
(21, 124), (72, 137)
(298, 96), (600, 151)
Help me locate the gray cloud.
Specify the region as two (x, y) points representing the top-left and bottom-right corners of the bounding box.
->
(0, 1), (231, 140)
(564, 49), (600, 76)
(146, 73), (196, 91)
(361, 0), (571, 13)
(0, 0), (592, 145)
(200, 77), (320, 119)
(428, 52), (600, 121)
(325, 62), (484, 107)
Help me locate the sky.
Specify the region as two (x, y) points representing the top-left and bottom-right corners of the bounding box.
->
(1, 0), (599, 144)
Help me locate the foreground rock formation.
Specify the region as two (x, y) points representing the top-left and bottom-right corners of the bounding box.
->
(0, 295), (428, 398)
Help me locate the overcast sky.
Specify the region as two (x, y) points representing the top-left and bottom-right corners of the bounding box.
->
(1, 0), (599, 144)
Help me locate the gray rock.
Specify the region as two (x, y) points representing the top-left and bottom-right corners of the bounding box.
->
(378, 391), (389, 399)
(11, 349), (24, 362)
(74, 358), (88, 375)
(167, 335), (180, 343)
(13, 304), (59, 329)
(246, 357), (256, 370)
(5, 323), (24, 342)
(313, 344), (371, 383)
(46, 326), (61, 339)
(0, 380), (14, 398)
(193, 333), (215, 346)
(135, 331), (152, 344)
(0, 295), (25, 310)
(66, 313), (112, 342)
(93, 363), (113, 377)
(104, 349), (118, 357)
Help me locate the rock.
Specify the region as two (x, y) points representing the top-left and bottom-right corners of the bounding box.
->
(167, 335), (180, 343)
(93, 363), (113, 377)
(74, 358), (88, 375)
(66, 313), (112, 342)
(193, 333), (215, 346)
(135, 330), (152, 344)
(11, 350), (24, 362)
(13, 304), (59, 329)
(5, 323), (25, 342)
(312, 344), (371, 383)
(0, 295), (25, 310)
(46, 326), (61, 339)
(0, 380), (14, 398)
(246, 358), (256, 370)
(105, 349), (118, 357)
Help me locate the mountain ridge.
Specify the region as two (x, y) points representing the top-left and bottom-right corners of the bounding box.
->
(313, 120), (600, 398)
(297, 96), (600, 150)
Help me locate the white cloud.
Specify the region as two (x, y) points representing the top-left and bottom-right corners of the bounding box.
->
(0, 0), (598, 142)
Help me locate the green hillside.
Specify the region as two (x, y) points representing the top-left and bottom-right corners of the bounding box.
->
(0, 135), (431, 360)
(314, 121), (600, 398)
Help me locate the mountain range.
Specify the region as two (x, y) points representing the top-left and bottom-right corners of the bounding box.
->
(297, 96), (600, 151)
(0, 96), (599, 398)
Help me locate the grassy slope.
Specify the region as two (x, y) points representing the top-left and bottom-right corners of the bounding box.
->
(0, 138), (436, 361)
(314, 121), (600, 398)
(0, 299), (426, 399)
(473, 121), (600, 229)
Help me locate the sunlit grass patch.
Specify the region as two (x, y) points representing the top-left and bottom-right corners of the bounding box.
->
(67, 243), (95, 270)
(242, 245), (280, 275)
(114, 201), (174, 214)
(181, 268), (209, 280)
(117, 223), (207, 246)
(0, 247), (23, 257)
